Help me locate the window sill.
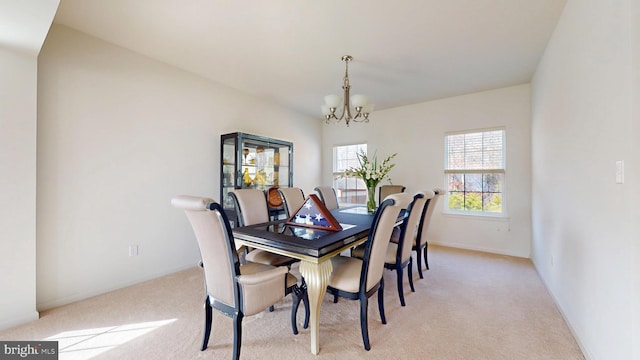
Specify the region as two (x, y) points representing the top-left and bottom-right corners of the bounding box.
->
(442, 211), (510, 222)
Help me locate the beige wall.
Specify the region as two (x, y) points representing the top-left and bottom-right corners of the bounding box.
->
(35, 25), (321, 310)
(531, 0), (638, 358)
(0, 46), (39, 329)
(322, 84), (533, 258)
(0, 0), (58, 333)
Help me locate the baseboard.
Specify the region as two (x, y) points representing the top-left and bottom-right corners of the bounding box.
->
(430, 240), (528, 258)
(37, 263), (197, 311)
(0, 310), (39, 332)
(531, 259), (593, 360)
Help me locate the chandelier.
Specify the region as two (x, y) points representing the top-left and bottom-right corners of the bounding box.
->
(321, 55), (373, 127)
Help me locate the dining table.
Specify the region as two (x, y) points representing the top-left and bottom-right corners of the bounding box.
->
(232, 206), (380, 355)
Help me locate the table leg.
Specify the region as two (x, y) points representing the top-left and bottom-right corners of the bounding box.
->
(299, 259), (332, 355)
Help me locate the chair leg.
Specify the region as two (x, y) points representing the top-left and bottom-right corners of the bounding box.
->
(269, 305), (275, 312)
(201, 296), (212, 351)
(425, 244), (430, 270)
(232, 312), (243, 360)
(378, 278), (386, 325)
(359, 296), (370, 351)
(416, 248), (424, 279)
(302, 287), (310, 329)
(290, 286), (301, 335)
(396, 266), (405, 307)
(408, 258), (415, 292)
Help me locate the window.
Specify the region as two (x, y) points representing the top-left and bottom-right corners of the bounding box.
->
(444, 129), (505, 215)
(333, 143), (367, 206)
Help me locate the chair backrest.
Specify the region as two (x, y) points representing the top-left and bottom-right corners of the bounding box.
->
(314, 186), (339, 210)
(388, 192), (429, 263)
(278, 187), (305, 217)
(416, 189), (441, 247)
(229, 189), (270, 226)
(171, 195), (239, 308)
(385, 192), (412, 210)
(360, 198), (402, 292)
(378, 184), (406, 204)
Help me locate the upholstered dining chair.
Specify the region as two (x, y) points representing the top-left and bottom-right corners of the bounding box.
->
(326, 198), (401, 351)
(314, 186), (339, 211)
(352, 192), (428, 307)
(277, 187), (306, 218)
(229, 189), (308, 317)
(414, 189), (442, 278)
(229, 189), (298, 267)
(378, 184), (406, 205)
(171, 195), (308, 360)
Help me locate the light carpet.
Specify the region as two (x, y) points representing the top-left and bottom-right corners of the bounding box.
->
(0, 245), (584, 359)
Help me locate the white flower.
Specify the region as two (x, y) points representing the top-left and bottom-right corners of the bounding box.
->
(343, 150), (397, 189)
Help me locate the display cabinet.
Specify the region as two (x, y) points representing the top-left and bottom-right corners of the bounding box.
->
(220, 132), (293, 226)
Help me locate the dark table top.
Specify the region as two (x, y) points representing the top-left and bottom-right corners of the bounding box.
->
(233, 207), (376, 258)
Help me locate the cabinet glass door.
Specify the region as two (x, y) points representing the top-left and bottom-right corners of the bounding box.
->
(220, 132), (293, 226)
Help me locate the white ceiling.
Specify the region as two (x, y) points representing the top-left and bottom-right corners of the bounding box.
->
(53, 0), (567, 119)
(0, 0), (59, 54)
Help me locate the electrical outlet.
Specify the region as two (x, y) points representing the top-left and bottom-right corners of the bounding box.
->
(616, 160), (624, 184)
(129, 245), (139, 257)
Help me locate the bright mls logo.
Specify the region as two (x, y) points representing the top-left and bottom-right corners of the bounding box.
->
(1, 341), (58, 359)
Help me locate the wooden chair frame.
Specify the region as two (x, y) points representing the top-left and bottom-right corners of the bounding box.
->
(384, 193), (426, 306)
(326, 198), (397, 351)
(175, 198), (308, 360)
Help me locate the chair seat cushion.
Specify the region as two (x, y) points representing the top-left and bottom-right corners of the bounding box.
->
(352, 242), (400, 265)
(239, 261), (298, 295)
(246, 249), (297, 266)
(237, 263), (288, 316)
(328, 256), (363, 293)
(351, 244), (365, 259)
(389, 227), (401, 244)
(239, 261), (278, 275)
(285, 273), (299, 289)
